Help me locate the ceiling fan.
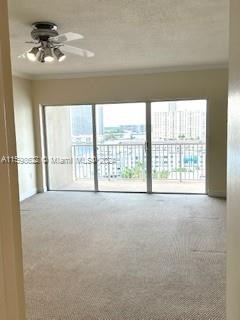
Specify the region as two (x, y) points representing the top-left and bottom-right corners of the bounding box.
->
(21, 21), (95, 63)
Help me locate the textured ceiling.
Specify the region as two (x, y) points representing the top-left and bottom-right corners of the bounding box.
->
(8, 0), (229, 79)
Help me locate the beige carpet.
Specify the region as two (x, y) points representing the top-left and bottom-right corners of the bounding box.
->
(21, 192), (226, 320)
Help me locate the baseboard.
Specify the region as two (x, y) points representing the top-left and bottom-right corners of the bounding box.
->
(19, 188), (37, 201)
(208, 190), (226, 198)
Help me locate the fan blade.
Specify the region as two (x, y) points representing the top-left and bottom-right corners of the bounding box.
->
(63, 45), (95, 58)
(51, 32), (84, 43)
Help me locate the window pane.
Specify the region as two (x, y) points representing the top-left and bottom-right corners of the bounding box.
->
(45, 105), (94, 190)
(151, 100), (207, 193)
(96, 103), (146, 192)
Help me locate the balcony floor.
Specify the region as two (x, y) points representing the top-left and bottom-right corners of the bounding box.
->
(54, 179), (206, 193)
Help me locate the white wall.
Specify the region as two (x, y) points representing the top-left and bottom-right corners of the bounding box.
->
(227, 0), (240, 319)
(32, 69), (228, 197)
(13, 76), (37, 200)
(11, 69), (228, 199)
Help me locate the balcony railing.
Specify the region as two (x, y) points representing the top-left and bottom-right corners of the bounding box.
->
(72, 142), (206, 182)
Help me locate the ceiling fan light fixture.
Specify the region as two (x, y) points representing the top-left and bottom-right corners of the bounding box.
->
(38, 50), (45, 63)
(53, 47), (66, 62)
(44, 55), (54, 63)
(22, 22), (94, 64)
(44, 46), (54, 62)
(26, 47), (39, 62)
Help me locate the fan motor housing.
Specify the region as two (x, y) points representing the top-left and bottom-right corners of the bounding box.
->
(31, 21), (58, 41)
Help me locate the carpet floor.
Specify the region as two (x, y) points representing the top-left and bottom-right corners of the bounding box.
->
(21, 192), (226, 320)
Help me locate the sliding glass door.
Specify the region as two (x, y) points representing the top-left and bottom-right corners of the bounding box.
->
(96, 103), (147, 192)
(151, 100), (207, 193)
(45, 105), (94, 190)
(44, 100), (207, 194)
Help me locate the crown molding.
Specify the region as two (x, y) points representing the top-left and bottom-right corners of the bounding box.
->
(12, 71), (33, 80)
(12, 63), (229, 81)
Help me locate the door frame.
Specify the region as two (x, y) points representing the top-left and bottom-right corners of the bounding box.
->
(43, 99), (208, 195)
(0, 0), (26, 319)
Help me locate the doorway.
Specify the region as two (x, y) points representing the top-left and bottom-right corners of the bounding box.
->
(44, 100), (207, 194)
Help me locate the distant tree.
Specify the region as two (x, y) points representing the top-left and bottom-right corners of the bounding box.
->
(152, 169), (170, 179)
(121, 162), (144, 179)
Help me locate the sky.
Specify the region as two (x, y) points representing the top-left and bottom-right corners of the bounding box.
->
(97, 100), (207, 127)
(97, 103), (145, 127)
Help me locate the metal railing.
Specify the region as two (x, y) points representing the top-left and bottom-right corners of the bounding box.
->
(72, 142), (206, 182)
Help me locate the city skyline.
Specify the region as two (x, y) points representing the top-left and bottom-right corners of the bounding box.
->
(70, 101), (207, 142)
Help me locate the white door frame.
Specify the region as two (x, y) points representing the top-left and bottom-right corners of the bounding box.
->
(0, 1), (26, 319)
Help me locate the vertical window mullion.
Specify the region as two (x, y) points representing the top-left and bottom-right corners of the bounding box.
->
(146, 102), (152, 193)
(92, 104), (98, 191)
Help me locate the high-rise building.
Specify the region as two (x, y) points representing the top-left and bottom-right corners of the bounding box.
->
(71, 106), (92, 136)
(71, 105), (104, 137)
(152, 104), (206, 142)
